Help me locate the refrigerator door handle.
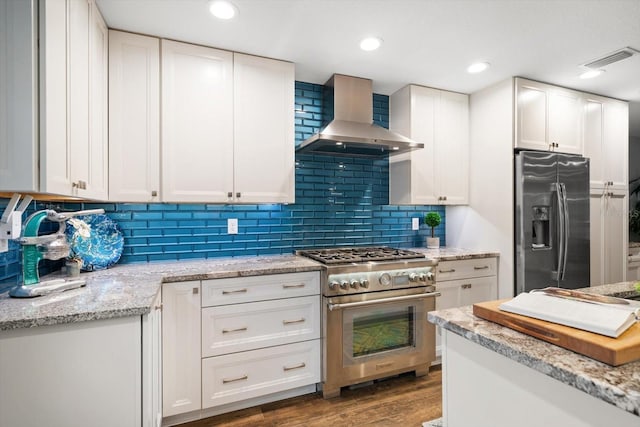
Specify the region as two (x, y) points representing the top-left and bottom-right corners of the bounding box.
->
(560, 183), (570, 280)
(554, 182), (565, 281)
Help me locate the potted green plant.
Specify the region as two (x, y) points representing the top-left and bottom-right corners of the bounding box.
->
(424, 212), (441, 249)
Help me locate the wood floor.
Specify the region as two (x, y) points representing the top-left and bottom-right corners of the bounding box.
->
(180, 366), (442, 427)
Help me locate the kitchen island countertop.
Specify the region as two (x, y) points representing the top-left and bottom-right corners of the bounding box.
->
(428, 281), (640, 419)
(0, 247), (497, 331)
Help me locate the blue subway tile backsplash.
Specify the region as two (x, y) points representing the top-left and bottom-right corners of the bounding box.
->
(0, 81), (444, 292)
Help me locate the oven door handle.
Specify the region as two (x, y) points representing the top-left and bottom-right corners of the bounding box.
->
(327, 292), (441, 311)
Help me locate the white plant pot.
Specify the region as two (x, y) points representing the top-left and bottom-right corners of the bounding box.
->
(426, 237), (440, 249)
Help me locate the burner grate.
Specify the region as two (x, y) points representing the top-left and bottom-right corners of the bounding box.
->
(298, 246), (425, 265)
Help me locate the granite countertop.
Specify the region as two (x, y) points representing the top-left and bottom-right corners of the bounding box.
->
(0, 255), (322, 331)
(0, 247), (496, 332)
(428, 281), (640, 417)
(413, 247), (500, 261)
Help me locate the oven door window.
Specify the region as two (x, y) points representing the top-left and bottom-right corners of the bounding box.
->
(342, 301), (424, 364)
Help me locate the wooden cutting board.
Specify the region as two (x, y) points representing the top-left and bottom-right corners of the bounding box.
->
(473, 299), (640, 366)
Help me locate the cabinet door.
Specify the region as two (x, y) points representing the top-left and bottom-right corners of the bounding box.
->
(548, 88), (582, 154)
(85, 0), (108, 199)
(589, 191), (604, 286)
(603, 192), (627, 285)
(39, 0), (73, 195)
(459, 276), (497, 306)
(161, 40), (233, 202)
(0, 0), (38, 192)
(108, 30), (160, 202)
(603, 100), (628, 190)
(162, 281), (201, 417)
(68, 0), (91, 196)
(436, 91), (469, 204)
(233, 53), (294, 203)
(583, 98), (604, 187)
(590, 191), (628, 286)
(389, 85), (439, 205)
(516, 79), (548, 151)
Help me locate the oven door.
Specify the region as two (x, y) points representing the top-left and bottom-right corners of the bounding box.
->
(323, 288), (439, 397)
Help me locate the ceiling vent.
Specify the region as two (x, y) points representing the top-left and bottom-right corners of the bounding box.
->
(582, 47), (640, 69)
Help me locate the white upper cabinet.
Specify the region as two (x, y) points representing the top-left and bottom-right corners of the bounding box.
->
(515, 78), (583, 154)
(0, 0), (39, 192)
(108, 30), (160, 202)
(389, 84), (469, 205)
(2, 0), (108, 198)
(233, 53), (295, 204)
(162, 40), (294, 203)
(161, 40), (234, 203)
(86, 0), (109, 199)
(583, 95), (628, 190)
(43, 0), (108, 198)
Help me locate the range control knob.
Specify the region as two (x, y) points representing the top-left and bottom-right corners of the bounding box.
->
(409, 273), (419, 282)
(418, 273), (427, 282)
(329, 281), (340, 290)
(379, 273), (392, 286)
(340, 280), (349, 290)
(360, 279), (369, 288)
(350, 280), (360, 289)
(425, 271), (434, 281)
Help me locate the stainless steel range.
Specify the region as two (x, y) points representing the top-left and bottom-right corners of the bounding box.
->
(297, 246), (440, 398)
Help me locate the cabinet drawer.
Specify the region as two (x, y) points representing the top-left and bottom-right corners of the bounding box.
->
(202, 295), (320, 357)
(436, 257), (497, 281)
(202, 339), (320, 408)
(202, 272), (320, 306)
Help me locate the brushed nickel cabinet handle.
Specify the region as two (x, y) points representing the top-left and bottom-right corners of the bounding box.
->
(474, 266), (489, 270)
(283, 283), (305, 289)
(283, 363), (306, 372)
(222, 289), (248, 295)
(283, 318), (305, 325)
(461, 284), (472, 289)
(222, 374), (248, 384)
(222, 326), (248, 334)
(439, 269), (456, 273)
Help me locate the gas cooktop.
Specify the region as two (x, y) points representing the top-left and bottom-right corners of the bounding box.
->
(297, 246), (426, 265)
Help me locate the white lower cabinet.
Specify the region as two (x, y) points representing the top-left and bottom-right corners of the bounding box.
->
(0, 317), (142, 427)
(162, 272), (321, 424)
(162, 281), (202, 417)
(434, 257), (498, 357)
(202, 340), (320, 408)
(590, 189), (628, 286)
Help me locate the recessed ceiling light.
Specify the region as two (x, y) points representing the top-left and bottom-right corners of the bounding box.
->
(360, 37), (383, 51)
(579, 69), (604, 79)
(209, 0), (238, 20)
(467, 62), (490, 74)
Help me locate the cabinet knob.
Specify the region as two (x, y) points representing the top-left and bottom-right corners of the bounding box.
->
(227, 192), (233, 198)
(461, 283), (472, 289)
(154, 303), (163, 311)
(236, 192), (241, 198)
(192, 287), (199, 294)
(151, 190), (158, 197)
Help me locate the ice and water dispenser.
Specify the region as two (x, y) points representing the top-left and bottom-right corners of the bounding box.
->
(531, 206), (550, 249)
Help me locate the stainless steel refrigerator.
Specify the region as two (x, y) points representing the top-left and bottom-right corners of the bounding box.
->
(515, 151), (590, 294)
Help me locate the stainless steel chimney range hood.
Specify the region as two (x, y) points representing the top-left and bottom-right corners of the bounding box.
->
(295, 74), (423, 158)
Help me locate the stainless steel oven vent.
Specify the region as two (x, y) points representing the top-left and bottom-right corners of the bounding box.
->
(582, 47), (639, 69)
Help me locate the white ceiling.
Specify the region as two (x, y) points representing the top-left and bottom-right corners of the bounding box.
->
(96, 0), (640, 136)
